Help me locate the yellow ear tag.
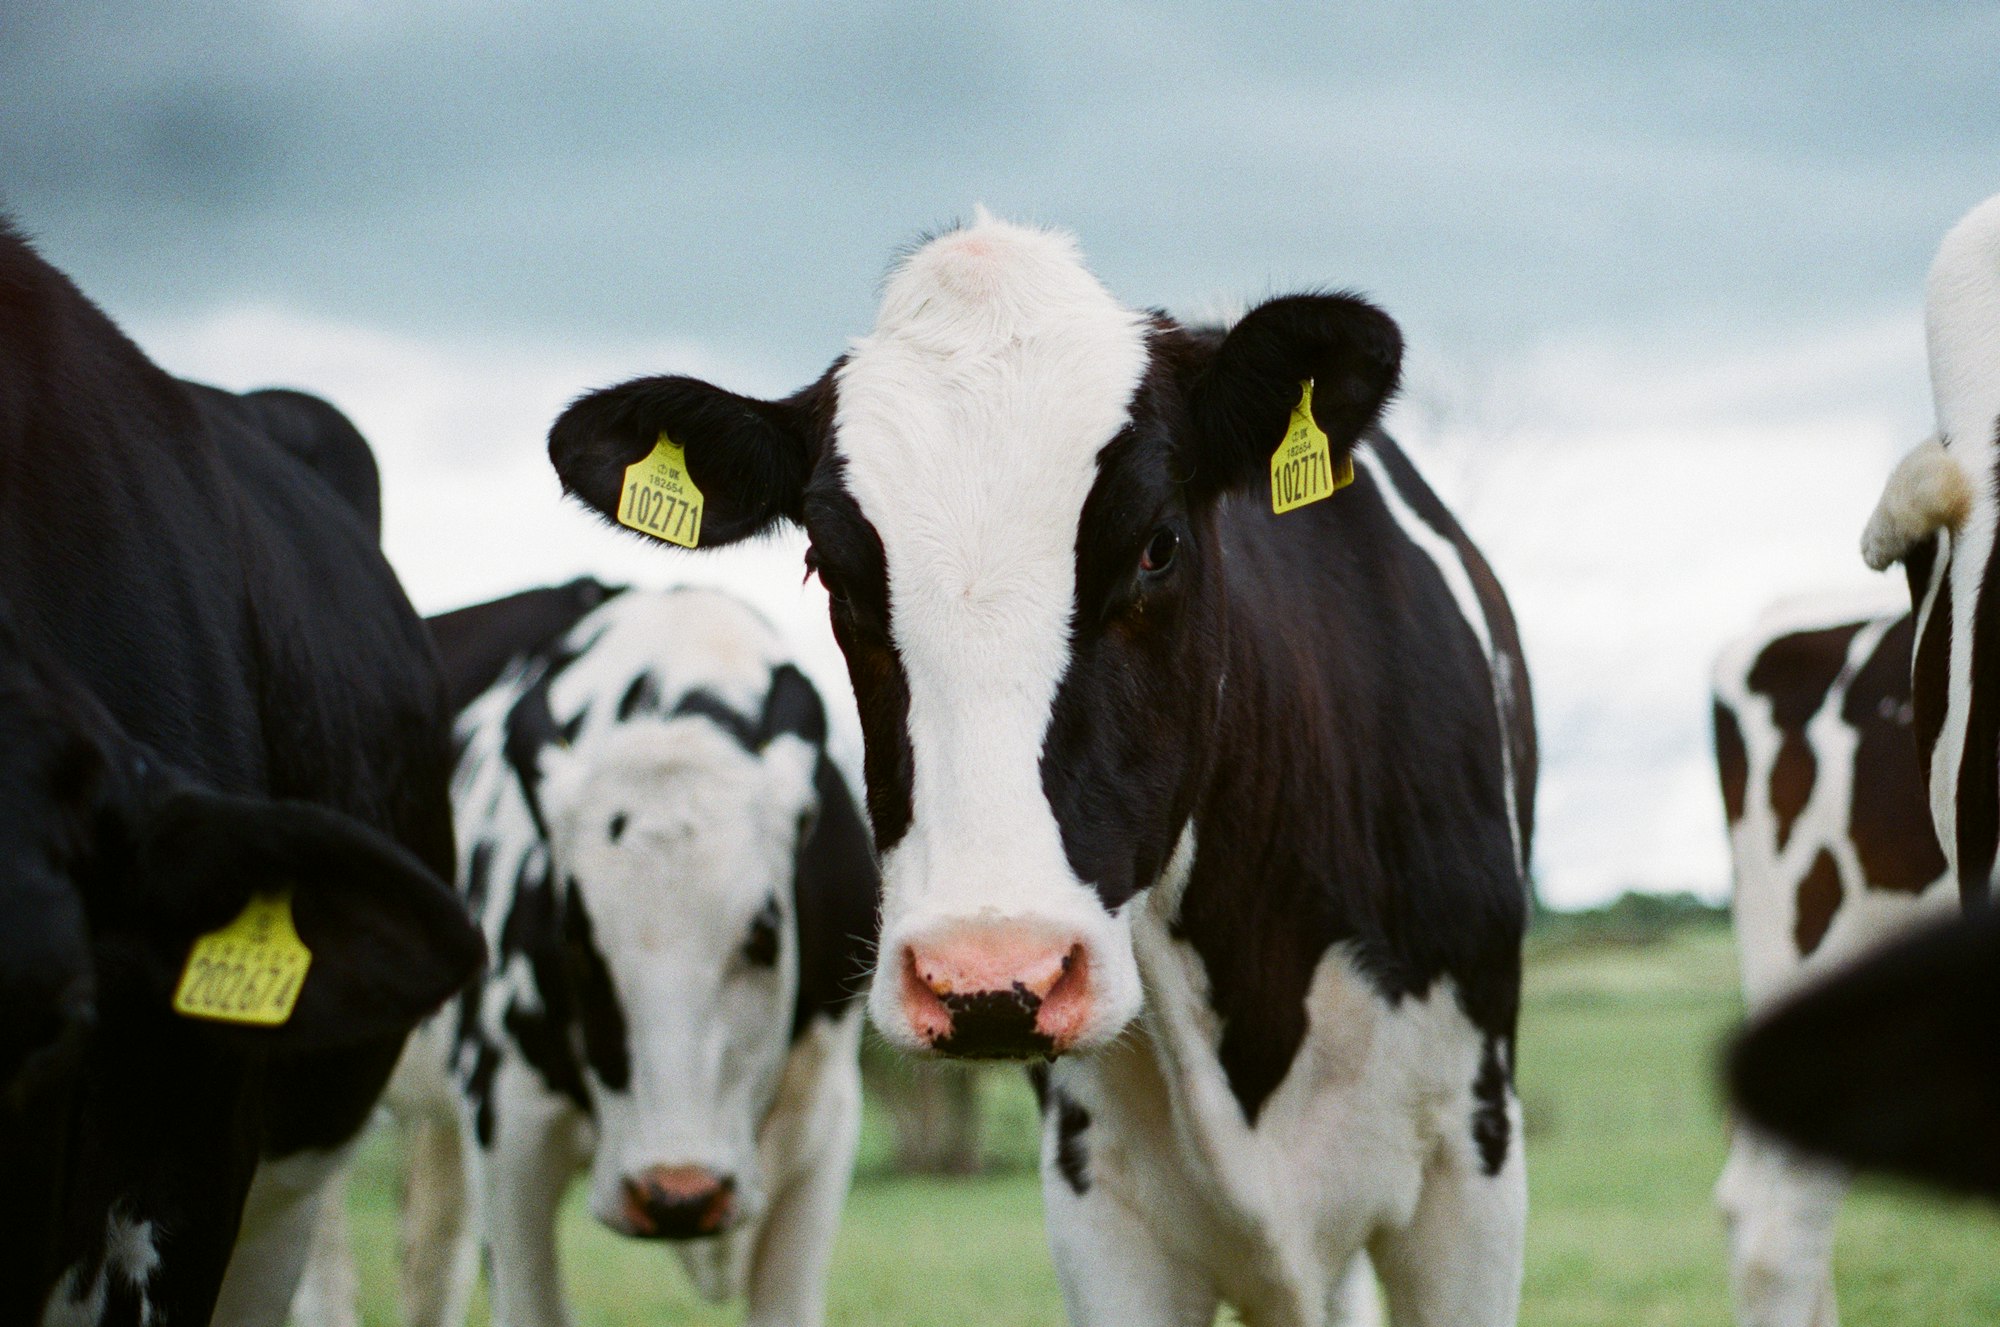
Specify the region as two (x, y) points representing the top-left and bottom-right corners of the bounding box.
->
(616, 432), (705, 548)
(172, 891), (313, 1027)
(1270, 379), (1354, 515)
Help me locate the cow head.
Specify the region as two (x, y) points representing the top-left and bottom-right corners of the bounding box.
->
(539, 702), (825, 1239)
(550, 215), (1399, 1059)
(0, 609), (484, 1109)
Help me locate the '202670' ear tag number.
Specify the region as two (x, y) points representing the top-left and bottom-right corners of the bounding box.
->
(173, 891), (313, 1026)
(617, 432), (705, 548)
(1270, 379), (1355, 515)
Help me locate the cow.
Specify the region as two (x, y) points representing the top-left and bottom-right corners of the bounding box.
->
(1858, 190), (2000, 896)
(299, 582), (880, 1327)
(0, 218), (484, 1327)
(1710, 597), (1955, 1327)
(546, 214), (1536, 1326)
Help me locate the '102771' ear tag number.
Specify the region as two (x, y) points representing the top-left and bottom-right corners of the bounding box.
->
(617, 433), (705, 548)
(172, 891), (313, 1026)
(1271, 379), (1355, 515)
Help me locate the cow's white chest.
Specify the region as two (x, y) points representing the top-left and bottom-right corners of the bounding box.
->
(1048, 897), (1496, 1321)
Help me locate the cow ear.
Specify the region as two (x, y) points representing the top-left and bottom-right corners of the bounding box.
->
(135, 790), (485, 1051)
(1184, 294), (1402, 500)
(1729, 906), (2000, 1200)
(548, 371), (833, 547)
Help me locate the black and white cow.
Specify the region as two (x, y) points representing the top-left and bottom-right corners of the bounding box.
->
(314, 583), (879, 1327)
(547, 215), (1535, 1325)
(0, 220), (482, 1325)
(1711, 597), (1954, 1327)
(1859, 190), (2000, 897)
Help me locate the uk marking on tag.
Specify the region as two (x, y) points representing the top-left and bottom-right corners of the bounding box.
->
(172, 891), (313, 1027)
(617, 433), (705, 548)
(1270, 379), (1353, 515)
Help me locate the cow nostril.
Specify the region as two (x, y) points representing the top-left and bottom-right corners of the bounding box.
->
(620, 1167), (737, 1241)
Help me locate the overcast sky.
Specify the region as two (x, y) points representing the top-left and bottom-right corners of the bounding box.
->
(5, 1), (1996, 905)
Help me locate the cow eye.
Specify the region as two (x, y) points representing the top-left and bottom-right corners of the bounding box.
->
(608, 812), (628, 843)
(1139, 527), (1179, 577)
(742, 898), (781, 968)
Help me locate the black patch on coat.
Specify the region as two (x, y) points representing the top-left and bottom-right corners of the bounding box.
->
(1748, 624), (1863, 852)
(743, 896), (781, 968)
(491, 851), (589, 1110)
(1713, 701), (1749, 825)
(672, 689), (761, 750)
(1907, 535), (1950, 782)
(618, 670), (661, 721)
(463, 839), (495, 915)
(564, 878), (632, 1093)
(1053, 1090), (1092, 1195)
(789, 753), (882, 1039)
(1794, 849), (1842, 958)
(1960, 477), (2000, 902)
(760, 664), (829, 747)
(1843, 614), (1947, 893)
(501, 635), (595, 838)
(1471, 1036), (1510, 1176)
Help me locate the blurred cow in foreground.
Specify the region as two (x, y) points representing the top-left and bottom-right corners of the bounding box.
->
(547, 214), (1536, 1326)
(303, 583), (879, 1327)
(0, 219), (482, 1327)
(1711, 598), (1955, 1327)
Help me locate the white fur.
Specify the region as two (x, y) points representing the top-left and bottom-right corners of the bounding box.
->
(294, 589), (866, 1327)
(1711, 605), (1955, 1327)
(39, 1212), (160, 1327)
(836, 216), (1152, 1049)
(1919, 192), (2000, 888)
(1860, 436), (1971, 571)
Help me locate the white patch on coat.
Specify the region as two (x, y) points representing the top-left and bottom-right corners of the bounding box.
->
(1354, 443), (1527, 878)
(39, 1212), (160, 1327)
(834, 214), (1151, 1048)
(1921, 191), (2000, 886)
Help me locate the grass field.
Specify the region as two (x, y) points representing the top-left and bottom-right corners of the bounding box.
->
(339, 924), (2000, 1325)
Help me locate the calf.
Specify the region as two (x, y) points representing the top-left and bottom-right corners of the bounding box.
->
(0, 219), (481, 1325)
(548, 215), (1535, 1325)
(1711, 599), (1954, 1327)
(1859, 190), (2000, 896)
(327, 584), (879, 1327)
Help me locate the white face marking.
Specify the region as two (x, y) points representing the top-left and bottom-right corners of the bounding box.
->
(40, 1212), (159, 1327)
(544, 717), (815, 1229)
(833, 215), (1151, 1044)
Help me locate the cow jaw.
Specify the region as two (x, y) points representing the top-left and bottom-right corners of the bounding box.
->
(835, 215), (1151, 1058)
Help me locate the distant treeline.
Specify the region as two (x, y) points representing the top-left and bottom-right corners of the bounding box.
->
(1529, 890), (1729, 948)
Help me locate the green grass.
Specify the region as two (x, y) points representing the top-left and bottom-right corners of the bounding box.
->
(340, 926), (2000, 1324)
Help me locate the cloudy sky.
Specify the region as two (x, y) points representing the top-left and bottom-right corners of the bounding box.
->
(5, 1), (1996, 905)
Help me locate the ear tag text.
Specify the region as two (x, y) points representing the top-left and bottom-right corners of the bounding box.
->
(617, 432), (705, 548)
(173, 891), (313, 1026)
(1271, 379), (1353, 515)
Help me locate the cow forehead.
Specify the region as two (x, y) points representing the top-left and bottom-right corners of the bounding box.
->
(832, 217), (1150, 664)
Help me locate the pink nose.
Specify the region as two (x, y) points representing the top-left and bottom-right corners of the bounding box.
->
(618, 1165), (737, 1240)
(900, 928), (1092, 1058)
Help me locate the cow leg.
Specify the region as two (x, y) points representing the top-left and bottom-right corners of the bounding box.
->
(741, 1059), (862, 1327)
(1368, 1115), (1526, 1327)
(287, 1187), (359, 1327)
(1325, 1252), (1383, 1327)
(474, 1064), (585, 1327)
(1715, 1125), (1843, 1327)
(400, 1111), (479, 1327)
(207, 1144), (355, 1327)
(1040, 1166), (1217, 1327)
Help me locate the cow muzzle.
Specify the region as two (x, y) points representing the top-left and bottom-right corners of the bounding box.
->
(617, 1165), (738, 1240)
(898, 926), (1093, 1059)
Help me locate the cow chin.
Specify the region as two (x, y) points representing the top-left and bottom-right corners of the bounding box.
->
(867, 898), (1142, 1061)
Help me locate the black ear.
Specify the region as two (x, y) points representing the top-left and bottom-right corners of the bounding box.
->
(134, 791), (486, 1051)
(1186, 294), (1402, 499)
(548, 370), (833, 548)
(1728, 905), (2000, 1200)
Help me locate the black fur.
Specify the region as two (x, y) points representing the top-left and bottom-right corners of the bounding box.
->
(1053, 1090), (1092, 1195)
